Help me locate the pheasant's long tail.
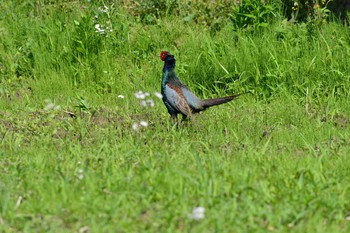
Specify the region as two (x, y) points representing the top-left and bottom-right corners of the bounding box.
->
(201, 92), (248, 110)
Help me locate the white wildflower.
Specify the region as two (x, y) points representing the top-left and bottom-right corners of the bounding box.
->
(147, 99), (155, 107)
(140, 100), (147, 107)
(134, 91), (146, 99)
(154, 92), (163, 99)
(77, 168), (84, 180)
(44, 103), (55, 111)
(118, 95), (124, 99)
(190, 207), (205, 220)
(139, 121), (148, 127)
(132, 123), (139, 131)
(95, 24), (105, 34)
(140, 99), (155, 107)
(98, 5), (109, 13)
(97, 29), (105, 34)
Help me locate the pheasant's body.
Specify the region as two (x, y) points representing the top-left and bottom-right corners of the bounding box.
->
(160, 51), (243, 119)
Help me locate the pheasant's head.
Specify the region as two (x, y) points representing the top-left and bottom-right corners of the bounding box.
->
(160, 51), (171, 61)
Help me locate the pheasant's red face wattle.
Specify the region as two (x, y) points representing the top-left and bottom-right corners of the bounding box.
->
(160, 51), (168, 61)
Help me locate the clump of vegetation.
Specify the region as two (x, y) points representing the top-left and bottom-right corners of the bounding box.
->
(283, 0), (350, 23)
(230, 0), (280, 30)
(121, 0), (234, 32)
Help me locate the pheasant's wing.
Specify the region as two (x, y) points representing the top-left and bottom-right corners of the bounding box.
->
(181, 87), (203, 111)
(165, 83), (192, 116)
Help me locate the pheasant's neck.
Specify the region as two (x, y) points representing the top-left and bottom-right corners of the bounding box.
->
(162, 58), (177, 85)
(162, 69), (174, 86)
(163, 59), (175, 73)
(162, 57), (179, 94)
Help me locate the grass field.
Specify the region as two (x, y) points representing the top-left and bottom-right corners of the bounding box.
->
(1, 1), (350, 232)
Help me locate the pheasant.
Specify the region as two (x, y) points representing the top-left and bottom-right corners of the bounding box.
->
(160, 51), (244, 119)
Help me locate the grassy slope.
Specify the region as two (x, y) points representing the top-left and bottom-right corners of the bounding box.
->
(1, 2), (350, 232)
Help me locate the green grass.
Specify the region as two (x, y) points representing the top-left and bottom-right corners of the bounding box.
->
(1, 1), (350, 232)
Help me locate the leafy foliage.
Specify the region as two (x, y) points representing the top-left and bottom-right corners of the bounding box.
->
(282, 0), (350, 25)
(122, 0), (233, 31)
(230, 0), (280, 30)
